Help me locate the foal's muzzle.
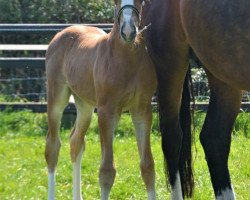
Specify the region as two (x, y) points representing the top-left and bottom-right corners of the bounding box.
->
(120, 23), (137, 42)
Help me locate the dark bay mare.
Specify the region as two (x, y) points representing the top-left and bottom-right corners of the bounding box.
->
(143, 0), (250, 199)
(45, 0), (157, 199)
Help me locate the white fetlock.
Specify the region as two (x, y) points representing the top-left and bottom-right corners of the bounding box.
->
(48, 172), (55, 200)
(216, 186), (236, 200)
(171, 172), (183, 200)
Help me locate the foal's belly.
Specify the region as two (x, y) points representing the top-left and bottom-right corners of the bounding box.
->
(65, 64), (97, 106)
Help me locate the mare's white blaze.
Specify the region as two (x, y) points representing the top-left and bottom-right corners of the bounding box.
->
(216, 186), (235, 200)
(48, 172), (55, 200)
(171, 171), (183, 200)
(73, 147), (84, 200)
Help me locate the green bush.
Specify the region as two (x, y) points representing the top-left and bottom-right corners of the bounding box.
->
(0, 109), (47, 137)
(0, 111), (159, 137)
(233, 112), (250, 138)
(0, 0), (114, 23)
(0, 95), (29, 103)
(0, 110), (249, 138)
(0, 109), (250, 138)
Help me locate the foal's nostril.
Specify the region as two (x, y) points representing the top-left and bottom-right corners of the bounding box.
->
(120, 24), (127, 40)
(130, 26), (137, 40)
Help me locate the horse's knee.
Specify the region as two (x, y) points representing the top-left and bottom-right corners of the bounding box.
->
(140, 157), (155, 187)
(140, 151), (154, 173)
(45, 134), (61, 172)
(200, 130), (229, 163)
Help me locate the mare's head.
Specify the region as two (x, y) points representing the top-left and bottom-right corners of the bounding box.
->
(114, 0), (145, 43)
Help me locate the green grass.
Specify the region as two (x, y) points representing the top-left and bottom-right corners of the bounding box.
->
(0, 111), (249, 199)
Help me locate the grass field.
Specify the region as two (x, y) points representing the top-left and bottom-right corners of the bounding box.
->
(0, 111), (249, 199)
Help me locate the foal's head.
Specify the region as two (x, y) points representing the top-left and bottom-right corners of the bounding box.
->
(114, 0), (145, 43)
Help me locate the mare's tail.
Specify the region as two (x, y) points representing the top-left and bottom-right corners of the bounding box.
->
(179, 65), (194, 198)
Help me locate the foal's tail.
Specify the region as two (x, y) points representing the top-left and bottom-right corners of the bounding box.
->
(179, 65), (194, 198)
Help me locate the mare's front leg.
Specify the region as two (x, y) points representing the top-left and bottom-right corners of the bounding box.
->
(200, 70), (242, 200)
(130, 103), (156, 200)
(98, 104), (120, 200)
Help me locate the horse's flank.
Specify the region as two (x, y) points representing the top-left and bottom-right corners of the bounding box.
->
(180, 0), (250, 90)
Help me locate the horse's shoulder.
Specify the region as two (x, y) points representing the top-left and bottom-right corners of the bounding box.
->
(93, 34), (110, 53)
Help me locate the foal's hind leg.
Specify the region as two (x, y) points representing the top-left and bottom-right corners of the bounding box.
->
(130, 105), (156, 200)
(200, 70), (242, 200)
(45, 85), (71, 200)
(70, 96), (93, 200)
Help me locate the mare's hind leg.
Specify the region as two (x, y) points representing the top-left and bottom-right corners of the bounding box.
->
(70, 96), (94, 200)
(156, 70), (188, 200)
(130, 104), (156, 200)
(45, 84), (71, 200)
(200, 70), (242, 200)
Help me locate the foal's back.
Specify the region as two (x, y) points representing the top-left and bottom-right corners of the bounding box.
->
(46, 25), (107, 105)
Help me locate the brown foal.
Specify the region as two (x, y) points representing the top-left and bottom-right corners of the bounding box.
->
(45, 0), (156, 199)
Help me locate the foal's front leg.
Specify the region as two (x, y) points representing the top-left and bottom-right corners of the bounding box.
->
(131, 105), (156, 200)
(97, 105), (120, 200)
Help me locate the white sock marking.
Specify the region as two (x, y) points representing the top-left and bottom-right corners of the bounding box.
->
(171, 171), (183, 200)
(48, 172), (55, 200)
(216, 186), (236, 200)
(73, 148), (83, 200)
(148, 190), (156, 200)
